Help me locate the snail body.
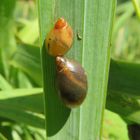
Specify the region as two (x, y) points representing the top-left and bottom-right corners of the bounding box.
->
(45, 18), (73, 56)
(56, 56), (88, 108)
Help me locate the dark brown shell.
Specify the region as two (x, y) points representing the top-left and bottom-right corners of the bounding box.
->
(56, 56), (88, 108)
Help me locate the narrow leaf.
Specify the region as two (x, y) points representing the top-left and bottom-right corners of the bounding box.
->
(17, 19), (39, 44)
(38, 0), (116, 140)
(0, 74), (13, 90)
(0, 105), (45, 129)
(10, 44), (42, 86)
(0, 133), (7, 140)
(0, 88), (43, 114)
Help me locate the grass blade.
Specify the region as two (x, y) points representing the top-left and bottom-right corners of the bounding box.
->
(0, 88), (43, 114)
(0, 74), (13, 90)
(38, 0), (116, 139)
(0, 106), (45, 129)
(10, 44), (42, 86)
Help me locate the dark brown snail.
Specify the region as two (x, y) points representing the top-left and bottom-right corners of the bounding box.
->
(56, 56), (88, 108)
(45, 18), (73, 56)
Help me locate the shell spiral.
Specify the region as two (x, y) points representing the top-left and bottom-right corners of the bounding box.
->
(45, 18), (73, 56)
(56, 56), (88, 108)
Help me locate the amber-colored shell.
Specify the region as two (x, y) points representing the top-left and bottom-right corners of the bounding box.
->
(45, 18), (73, 56)
(56, 56), (88, 108)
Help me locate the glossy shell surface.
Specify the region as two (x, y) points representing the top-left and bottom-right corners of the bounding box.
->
(45, 18), (73, 56)
(56, 56), (88, 108)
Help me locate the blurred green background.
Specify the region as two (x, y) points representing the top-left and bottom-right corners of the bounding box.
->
(0, 0), (140, 139)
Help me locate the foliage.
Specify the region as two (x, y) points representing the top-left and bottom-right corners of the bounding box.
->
(0, 0), (140, 139)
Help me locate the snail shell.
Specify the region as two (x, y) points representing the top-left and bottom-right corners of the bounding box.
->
(45, 18), (73, 56)
(56, 56), (88, 108)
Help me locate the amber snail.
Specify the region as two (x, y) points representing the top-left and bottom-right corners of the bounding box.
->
(56, 56), (88, 108)
(45, 18), (73, 56)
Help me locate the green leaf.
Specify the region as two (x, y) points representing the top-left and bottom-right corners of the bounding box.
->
(0, 74), (13, 90)
(107, 59), (140, 124)
(16, 19), (39, 44)
(131, 0), (140, 20)
(0, 133), (7, 140)
(113, 2), (134, 43)
(0, 105), (45, 129)
(0, 0), (16, 78)
(103, 110), (129, 140)
(0, 89), (44, 129)
(0, 88), (44, 114)
(38, 0), (116, 139)
(17, 71), (33, 88)
(10, 44), (42, 86)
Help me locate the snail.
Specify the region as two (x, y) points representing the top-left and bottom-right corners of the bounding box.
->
(45, 18), (87, 108)
(56, 56), (88, 108)
(45, 18), (73, 56)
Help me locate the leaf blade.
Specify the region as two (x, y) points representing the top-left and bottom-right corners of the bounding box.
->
(38, 0), (116, 139)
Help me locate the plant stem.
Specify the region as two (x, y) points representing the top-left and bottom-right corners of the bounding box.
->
(132, 0), (140, 19)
